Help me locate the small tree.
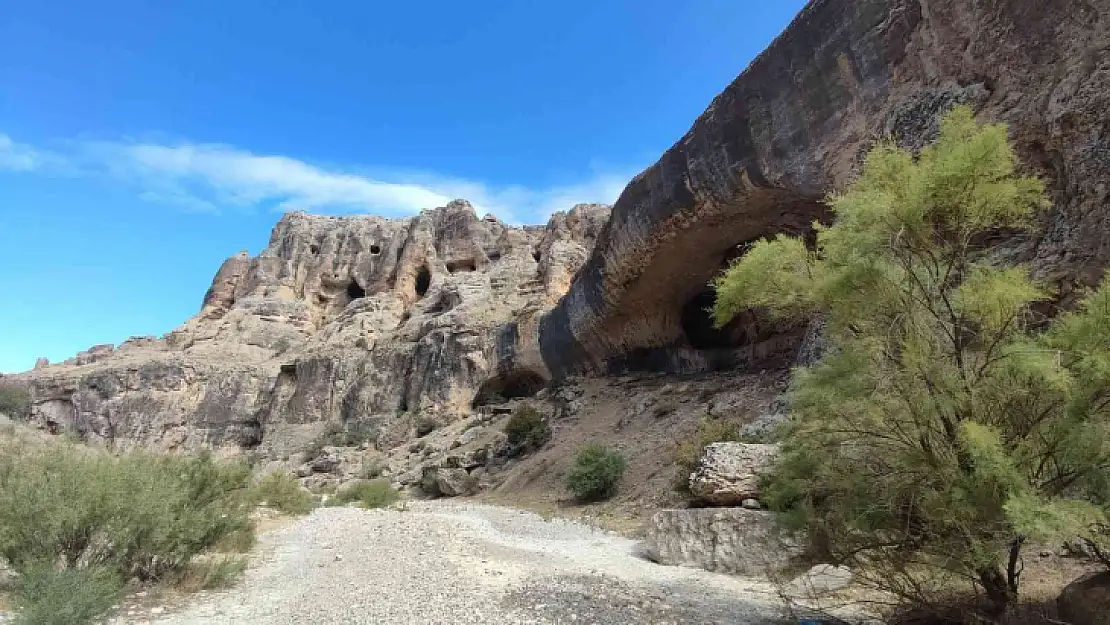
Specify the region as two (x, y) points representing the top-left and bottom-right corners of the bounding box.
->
(713, 107), (1110, 618)
(0, 382), (30, 419)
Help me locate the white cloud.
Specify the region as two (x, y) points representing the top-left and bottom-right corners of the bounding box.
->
(0, 134), (53, 171)
(0, 132), (641, 223)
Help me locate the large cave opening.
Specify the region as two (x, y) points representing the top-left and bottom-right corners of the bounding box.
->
(471, 369), (546, 408)
(414, 266), (431, 298)
(681, 289), (732, 349)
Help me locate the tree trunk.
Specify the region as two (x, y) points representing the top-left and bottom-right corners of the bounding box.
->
(979, 567), (1015, 619)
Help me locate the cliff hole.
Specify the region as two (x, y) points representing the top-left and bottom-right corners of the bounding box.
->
(346, 279), (366, 300)
(446, 259), (477, 274)
(532, 250), (541, 263)
(309, 244), (320, 255)
(681, 289), (740, 349)
(472, 369), (546, 408)
(415, 266), (431, 298)
(370, 244), (382, 255)
(487, 251), (501, 262)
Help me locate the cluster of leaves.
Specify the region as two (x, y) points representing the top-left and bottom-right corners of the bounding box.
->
(305, 422), (377, 460)
(0, 383), (30, 419)
(327, 479), (399, 509)
(672, 418), (743, 495)
(713, 106), (1110, 618)
(503, 404), (552, 453)
(0, 446), (254, 624)
(251, 471), (316, 516)
(565, 444), (627, 503)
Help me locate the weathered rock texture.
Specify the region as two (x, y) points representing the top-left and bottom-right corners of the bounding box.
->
(538, 0), (1110, 376)
(1058, 571), (1110, 625)
(688, 442), (780, 507)
(16, 201), (609, 454)
(642, 508), (802, 575)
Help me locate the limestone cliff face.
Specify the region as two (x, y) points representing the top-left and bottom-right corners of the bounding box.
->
(19, 201), (609, 453)
(538, 0), (1110, 376)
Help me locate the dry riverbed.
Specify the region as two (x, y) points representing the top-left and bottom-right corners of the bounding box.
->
(104, 501), (790, 625)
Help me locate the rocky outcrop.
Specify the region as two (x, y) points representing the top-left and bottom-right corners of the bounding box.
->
(15, 201), (609, 454)
(688, 442), (780, 506)
(642, 508), (802, 575)
(1058, 571), (1110, 625)
(539, 0), (1110, 376)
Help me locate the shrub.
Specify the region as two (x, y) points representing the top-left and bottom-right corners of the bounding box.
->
(503, 404), (552, 452)
(328, 479), (399, 509)
(414, 416), (438, 438)
(0, 383), (30, 419)
(0, 445), (253, 582)
(251, 471), (315, 516)
(672, 418), (742, 494)
(360, 456), (387, 480)
(565, 445), (626, 503)
(713, 106), (1110, 618)
(12, 565), (122, 625)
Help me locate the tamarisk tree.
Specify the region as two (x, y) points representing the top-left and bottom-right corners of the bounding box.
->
(713, 106), (1110, 618)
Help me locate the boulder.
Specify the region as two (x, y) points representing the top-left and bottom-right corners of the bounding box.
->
(689, 442), (779, 506)
(308, 454), (342, 474)
(434, 468), (477, 497)
(786, 564), (854, 597)
(642, 508), (801, 576)
(1058, 571), (1110, 625)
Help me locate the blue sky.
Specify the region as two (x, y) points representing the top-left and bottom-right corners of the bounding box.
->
(0, 0), (808, 373)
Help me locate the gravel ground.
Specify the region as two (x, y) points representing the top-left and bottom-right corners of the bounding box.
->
(109, 501), (788, 625)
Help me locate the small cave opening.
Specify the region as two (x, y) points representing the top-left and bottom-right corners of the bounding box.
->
(238, 419), (263, 449)
(414, 266), (431, 298)
(681, 289), (740, 350)
(309, 244), (320, 255)
(370, 244), (382, 255)
(487, 251), (502, 263)
(532, 250), (542, 263)
(346, 279), (366, 300)
(446, 259), (477, 274)
(471, 369), (546, 408)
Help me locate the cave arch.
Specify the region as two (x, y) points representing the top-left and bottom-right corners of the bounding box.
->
(471, 369), (546, 408)
(415, 266), (431, 298)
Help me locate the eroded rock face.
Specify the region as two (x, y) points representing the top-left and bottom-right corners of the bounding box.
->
(688, 442), (780, 507)
(539, 0), (1110, 376)
(15, 201), (609, 454)
(642, 508), (802, 575)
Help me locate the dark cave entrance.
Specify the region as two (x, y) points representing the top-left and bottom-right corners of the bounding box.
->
(681, 289), (733, 349)
(471, 369), (546, 408)
(346, 279), (366, 300)
(446, 259), (477, 274)
(370, 244), (382, 255)
(415, 266), (431, 298)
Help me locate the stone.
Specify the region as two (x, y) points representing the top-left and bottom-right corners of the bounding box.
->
(1058, 571), (1110, 625)
(786, 564), (854, 597)
(293, 464), (313, 478)
(308, 454), (341, 474)
(688, 442), (779, 506)
(741, 498), (761, 510)
(434, 468), (477, 497)
(641, 508), (801, 575)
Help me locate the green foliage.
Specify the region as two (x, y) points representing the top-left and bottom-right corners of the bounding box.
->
(328, 479), (399, 509)
(503, 404), (552, 452)
(251, 471), (316, 516)
(304, 421), (377, 459)
(172, 555), (248, 592)
(359, 456), (387, 480)
(713, 107), (1109, 616)
(12, 565), (123, 625)
(565, 445), (627, 503)
(672, 418), (743, 494)
(0, 383), (30, 419)
(0, 446), (253, 583)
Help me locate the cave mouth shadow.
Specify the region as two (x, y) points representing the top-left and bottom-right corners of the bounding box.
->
(471, 369), (546, 408)
(347, 279), (366, 300)
(415, 266), (431, 298)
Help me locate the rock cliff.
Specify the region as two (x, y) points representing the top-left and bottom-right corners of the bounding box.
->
(12, 0), (1110, 459)
(537, 0), (1110, 376)
(18, 201), (609, 453)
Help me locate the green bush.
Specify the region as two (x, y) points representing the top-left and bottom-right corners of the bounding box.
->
(0, 446), (253, 584)
(328, 479), (399, 509)
(672, 418), (742, 494)
(12, 565), (123, 625)
(251, 471), (315, 516)
(503, 404), (551, 452)
(0, 383), (30, 419)
(713, 106), (1110, 618)
(565, 445), (626, 503)
(172, 555), (248, 592)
